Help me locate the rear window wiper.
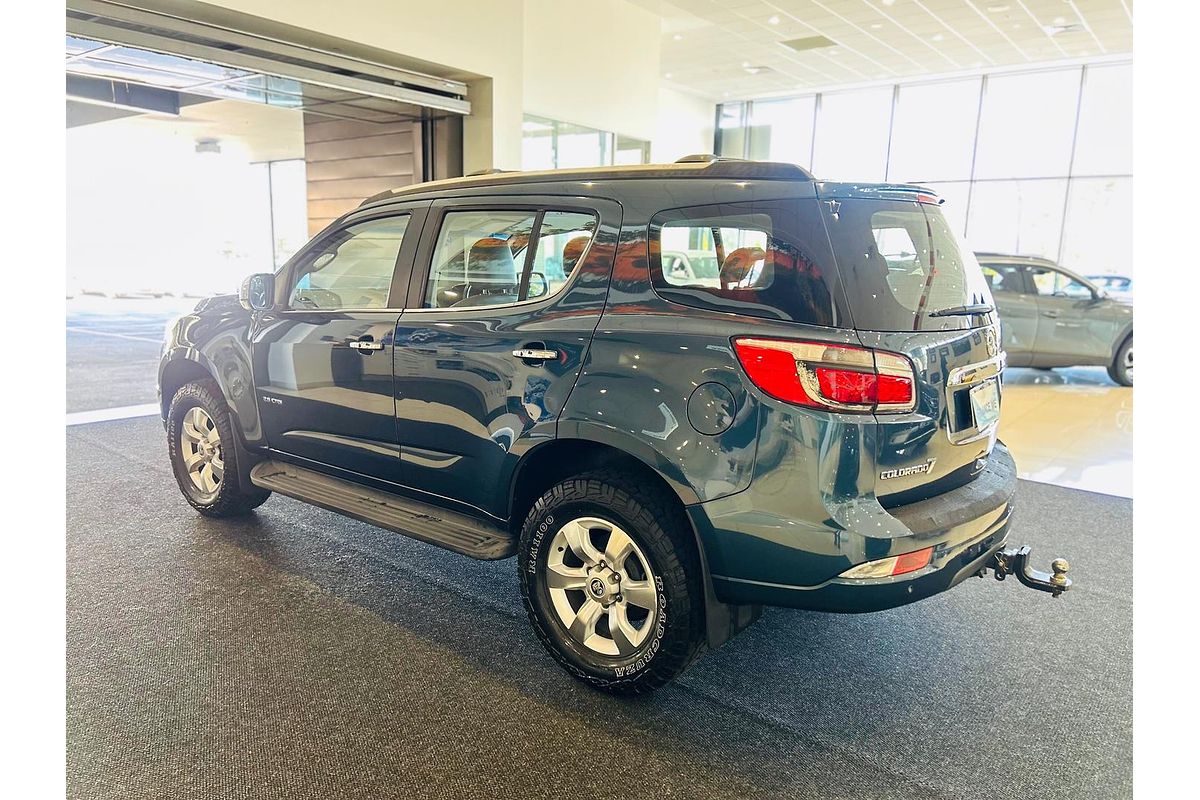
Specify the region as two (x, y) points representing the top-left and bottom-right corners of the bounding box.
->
(927, 303), (995, 318)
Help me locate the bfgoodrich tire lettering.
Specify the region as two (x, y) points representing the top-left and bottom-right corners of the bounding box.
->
(167, 379), (270, 517)
(518, 469), (706, 694)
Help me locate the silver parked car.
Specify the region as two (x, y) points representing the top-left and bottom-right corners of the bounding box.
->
(976, 253), (1133, 386)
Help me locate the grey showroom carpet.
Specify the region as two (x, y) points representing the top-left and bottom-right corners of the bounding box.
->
(67, 416), (1131, 799)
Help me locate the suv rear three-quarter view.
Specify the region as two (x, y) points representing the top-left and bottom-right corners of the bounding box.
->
(158, 157), (1070, 694)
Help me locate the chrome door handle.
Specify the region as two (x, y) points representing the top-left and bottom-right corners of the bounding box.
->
(349, 340), (385, 352)
(512, 348), (557, 361)
(1041, 310), (1060, 318)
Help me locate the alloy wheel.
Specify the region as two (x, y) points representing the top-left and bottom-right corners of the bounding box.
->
(180, 406), (223, 495)
(545, 516), (658, 657)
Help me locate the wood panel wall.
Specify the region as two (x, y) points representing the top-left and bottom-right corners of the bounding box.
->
(303, 115), (424, 236)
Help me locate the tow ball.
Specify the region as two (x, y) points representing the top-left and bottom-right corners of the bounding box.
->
(981, 546), (1072, 598)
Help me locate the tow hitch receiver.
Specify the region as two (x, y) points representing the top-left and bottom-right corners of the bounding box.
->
(984, 546), (1072, 598)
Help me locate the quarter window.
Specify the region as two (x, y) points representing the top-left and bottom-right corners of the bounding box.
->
(423, 209), (597, 308)
(650, 200), (843, 326)
(288, 216), (409, 310)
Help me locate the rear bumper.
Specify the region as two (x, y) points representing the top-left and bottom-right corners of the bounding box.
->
(690, 442), (1018, 612)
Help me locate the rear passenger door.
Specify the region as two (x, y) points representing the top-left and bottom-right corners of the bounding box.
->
(979, 261), (1038, 366)
(391, 197), (620, 519)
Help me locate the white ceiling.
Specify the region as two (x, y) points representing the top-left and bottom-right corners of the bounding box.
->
(633, 0), (1132, 99)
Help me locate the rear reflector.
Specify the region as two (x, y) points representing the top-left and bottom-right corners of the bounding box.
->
(733, 337), (916, 413)
(839, 546), (934, 580)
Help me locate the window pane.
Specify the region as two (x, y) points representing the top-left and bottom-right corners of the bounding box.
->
(965, 179), (1068, 259)
(615, 135), (650, 165)
(1029, 267), (1092, 298)
(522, 116), (556, 170)
(556, 122), (609, 168)
(426, 211), (535, 308)
(811, 86), (893, 182)
(1072, 64), (1132, 176)
(716, 102), (747, 158)
(650, 200), (846, 327)
(288, 216), (408, 310)
(1059, 176), (1132, 277)
(973, 68), (1081, 179)
(979, 263), (1028, 295)
(747, 97), (815, 167)
(888, 78), (981, 182)
(526, 211), (598, 299)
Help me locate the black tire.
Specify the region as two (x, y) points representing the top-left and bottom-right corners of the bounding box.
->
(167, 379), (270, 517)
(518, 469), (706, 695)
(1108, 335), (1133, 386)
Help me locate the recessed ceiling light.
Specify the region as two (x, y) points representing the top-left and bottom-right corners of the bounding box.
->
(1053, 16), (1066, 25)
(931, 33), (944, 42)
(1044, 22), (1085, 35)
(987, 4), (1010, 11)
(870, 22), (883, 29)
(1012, 23), (1021, 29)
(882, 0), (895, 6)
(768, 15), (780, 25)
(664, 72), (672, 79)
(673, 33), (683, 41)
(828, 48), (840, 55)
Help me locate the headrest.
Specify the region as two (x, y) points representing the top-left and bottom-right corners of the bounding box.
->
(562, 236), (591, 273)
(720, 246), (766, 288)
(467, 237), (517, 283)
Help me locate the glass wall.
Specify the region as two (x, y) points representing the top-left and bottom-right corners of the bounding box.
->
(522, 114), (649, 170)
(715, 60), (1133, 277)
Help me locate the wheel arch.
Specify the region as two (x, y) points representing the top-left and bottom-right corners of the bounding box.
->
(159, 353), (217, 419)
(507, 437), (760, 649)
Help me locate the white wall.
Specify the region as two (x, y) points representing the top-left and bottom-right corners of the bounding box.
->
(201, 0), (526, 171)
(652, 87), (716, 162)
(197, 0), (703, 170)
(522, 0), (661, 142)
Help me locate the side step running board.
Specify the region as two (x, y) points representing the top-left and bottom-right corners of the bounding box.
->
(250, 460), (516, 560)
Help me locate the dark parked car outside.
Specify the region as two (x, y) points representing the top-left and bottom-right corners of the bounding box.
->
(158, 157), (1071, 693)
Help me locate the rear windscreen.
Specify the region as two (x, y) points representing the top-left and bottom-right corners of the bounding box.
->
(821, 198), (994, 331)
(649, 199), (848, 327)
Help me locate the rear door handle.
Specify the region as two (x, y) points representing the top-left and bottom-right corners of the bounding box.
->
(1041, 310), (1060, 318)
(349, 338), (385, 352)
(513, 347), (558, 361)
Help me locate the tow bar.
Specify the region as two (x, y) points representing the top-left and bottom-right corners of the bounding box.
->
(983, 546), (1072, 598)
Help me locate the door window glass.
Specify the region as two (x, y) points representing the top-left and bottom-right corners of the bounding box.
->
(979, 263), (1028, 295)
(1030, 267), (1092, 298)
(288, 216), (408, 310)
(424, 209), (597, 308)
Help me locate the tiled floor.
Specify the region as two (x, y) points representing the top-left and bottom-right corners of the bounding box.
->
(1000, 367), (1132, 498)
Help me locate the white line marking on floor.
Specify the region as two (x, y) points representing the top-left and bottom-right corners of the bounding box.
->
(66, 403), (160, 426)
(66, 326), (162, 344)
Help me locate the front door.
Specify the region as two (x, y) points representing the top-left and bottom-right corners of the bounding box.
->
(251, 204), (427, 485)
(391, 197), (619, 519)
(1028, 265), (1113, 364)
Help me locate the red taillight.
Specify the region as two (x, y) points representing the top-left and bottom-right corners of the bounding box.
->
(891, 546), (934, 576)
(732, 337), (916, 413)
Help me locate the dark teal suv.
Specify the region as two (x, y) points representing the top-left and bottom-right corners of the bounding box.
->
(159, 157), (1068, 693)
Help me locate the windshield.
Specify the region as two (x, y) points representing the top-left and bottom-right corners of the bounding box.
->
(821, 198), (994, 331)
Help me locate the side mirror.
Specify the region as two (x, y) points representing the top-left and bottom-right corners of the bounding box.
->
(239, 273), (274, 311)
